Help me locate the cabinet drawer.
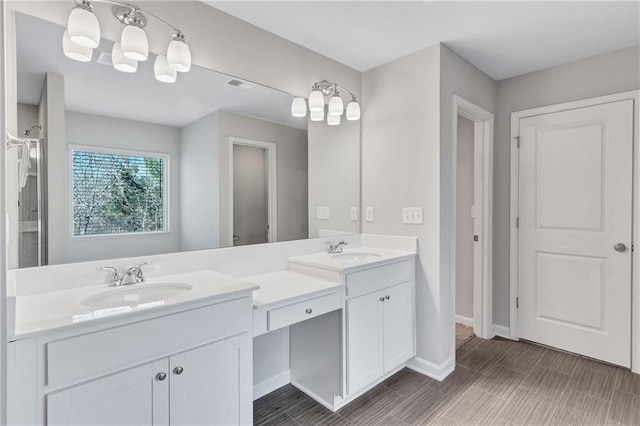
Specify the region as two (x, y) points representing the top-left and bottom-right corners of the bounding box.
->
(346, 260), (411, 297)
(47, 297), (252, 388)
(268, 292), (341, 331)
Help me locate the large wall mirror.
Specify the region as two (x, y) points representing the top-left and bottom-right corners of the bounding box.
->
(9, 11), (360, 269)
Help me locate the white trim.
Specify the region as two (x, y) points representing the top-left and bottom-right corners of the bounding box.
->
(452, 95), (494, 347)
(67, 144), (171, 238)
(227, 137), (278, 246)
(492, 325), (512, 340)
(509, 90), (640, 373)
(406, 356), (455, 382)
(455, 315), (474, 328)
(0, 3), (7, 422)
(253, 370), (290, 401)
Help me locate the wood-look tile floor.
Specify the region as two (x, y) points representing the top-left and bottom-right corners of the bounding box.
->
(253, 337), (640, 426)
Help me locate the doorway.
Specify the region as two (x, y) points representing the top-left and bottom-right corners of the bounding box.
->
(228, 137), (277, 246)
(511, 95), (635, 368)
(452, 96), (494, 349)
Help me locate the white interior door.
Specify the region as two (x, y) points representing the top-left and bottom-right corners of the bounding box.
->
(233, 144), (269, 246)
(518, 99), (633, 367)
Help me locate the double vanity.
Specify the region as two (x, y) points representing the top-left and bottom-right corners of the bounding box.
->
(7, 236), (417, 425)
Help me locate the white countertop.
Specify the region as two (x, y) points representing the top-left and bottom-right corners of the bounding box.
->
(243, 270), (342, 309)
(288, 247), (415, 272)
(10, 270), (258, 340)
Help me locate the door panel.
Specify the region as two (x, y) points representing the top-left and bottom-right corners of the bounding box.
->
(233, 145), (268, 246)
(346, 291), (383, 395)
(518, 99), (633, 367)
(382, 282), (413, 372)
(170, 334), (252, 426)
(47, 359), (169, 426)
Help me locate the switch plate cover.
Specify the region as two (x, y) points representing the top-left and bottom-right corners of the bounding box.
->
(316, 206), (330, 220)
(402, 207), (423, 224)
(350, 206), (358, 221)
(365, 207), (374, 222)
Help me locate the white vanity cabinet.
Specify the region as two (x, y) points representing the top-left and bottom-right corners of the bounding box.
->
(346, 277), (413, 395)
(8, 293), (255, 426)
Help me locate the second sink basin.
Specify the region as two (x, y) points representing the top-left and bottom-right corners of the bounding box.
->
(81, 283), (193, 308)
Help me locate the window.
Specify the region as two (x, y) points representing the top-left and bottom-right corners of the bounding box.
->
(71, 146), (168, 237)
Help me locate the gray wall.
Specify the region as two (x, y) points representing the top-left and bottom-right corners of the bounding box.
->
(362, 44), (442, 363)
(60, 111), (182, 264)
(217, 110), (309, 246)
(456, 116), (474, 321)
(493, 45), (640, 327)
(180, 112), (220, 251)
(308, 118), (360, 238)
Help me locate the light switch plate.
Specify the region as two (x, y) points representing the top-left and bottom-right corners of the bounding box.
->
(350, 206), (358, 221)
(402, 207), (423, 224)
(316, 206), (330, 220)
(365, 207), (374, 222)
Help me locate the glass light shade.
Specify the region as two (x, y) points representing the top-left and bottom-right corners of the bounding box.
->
(167, 38), (191, 72)
(67, 6), (100, 48)
(327, 114), (341, 126)
(328, 95), (344, 116)
(291, 97), (307, 117)
(346, 100), (361, 121)
(112, 42), (137, 73)
(154, 55), (177, 83)
(310, 109), (324, 122)
(308, 89), (324, 112)
(121, 25), (148, 61)
(62, 29), (92, 62)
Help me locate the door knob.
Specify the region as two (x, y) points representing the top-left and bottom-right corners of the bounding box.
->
(385, 295), (390, 300)
(174, 366), (184, 375)
(614, 243), (627, 252)
(305, 308), (312, 314)
(156, 372), (167, 381)
(380, 297), (385, 302)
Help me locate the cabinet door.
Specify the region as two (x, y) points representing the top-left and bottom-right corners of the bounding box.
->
(382, 282), (413, 372)
(47, 359), (169, 426)
(170, 333), (253, 426)
(346, 291), (383, 395)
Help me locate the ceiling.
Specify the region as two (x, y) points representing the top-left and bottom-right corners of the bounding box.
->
(16, 13), (303, 129)
(205, 1), (640, 80)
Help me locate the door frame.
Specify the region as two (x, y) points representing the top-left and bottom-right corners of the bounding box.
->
(452, 95), (494, 340)
(227, 137), (277, 246)
(509, 90), (640, 373)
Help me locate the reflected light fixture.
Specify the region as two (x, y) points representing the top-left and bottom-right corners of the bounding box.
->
(63, 0), (191, 83)
(292, 80), (360, 125)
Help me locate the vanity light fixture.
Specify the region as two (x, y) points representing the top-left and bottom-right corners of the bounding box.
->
(292, 80), (360, 125)
(63, 0), (192, 83)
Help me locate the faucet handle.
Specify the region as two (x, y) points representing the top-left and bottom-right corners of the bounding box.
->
(100, 266), (122, 286)
(135, 261), (152, 269)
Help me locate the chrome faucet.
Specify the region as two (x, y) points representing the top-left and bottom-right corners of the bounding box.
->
(327, 240), (348, 254)
(101, 262), (151, 286)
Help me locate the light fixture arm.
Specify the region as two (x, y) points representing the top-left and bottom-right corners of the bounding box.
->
(313, 80), (358, 102)
(79, 0), (185, 36)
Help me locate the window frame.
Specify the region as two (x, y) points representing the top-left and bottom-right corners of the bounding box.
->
(68, 144), (171, 239)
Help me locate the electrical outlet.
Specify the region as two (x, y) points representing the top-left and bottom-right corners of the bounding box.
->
(316, 206), (330, 220)
(350, 206), (358, 221)
(402, 207), (423, 224)
(365, 207), (374, 222)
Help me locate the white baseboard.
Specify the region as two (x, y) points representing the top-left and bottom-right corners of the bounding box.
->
(492, 324), (512, 340)
(405, 356), (454, 382)
(253, 370), (290, 400)
(455, 315), (474, 328)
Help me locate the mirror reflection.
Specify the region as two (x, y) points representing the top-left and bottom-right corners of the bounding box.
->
(13, 13), (360, 268)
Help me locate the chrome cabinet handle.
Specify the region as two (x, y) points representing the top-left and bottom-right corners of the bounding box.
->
(174, 366), (184, 375)
(380, 297), (385, 302)
(614, 243), (627, 252)
(156, 372), (167, 381)
(385, 295), (390, 300)
(305, 308), (313, 314)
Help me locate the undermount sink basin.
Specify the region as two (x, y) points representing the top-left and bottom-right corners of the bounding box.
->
(81, 283), (193, 308)
(331, 252), (383, 262)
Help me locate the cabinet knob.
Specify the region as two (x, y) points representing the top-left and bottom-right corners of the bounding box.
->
(156, 372), (167, 381)
(380, 297), (385, 302)
(174, 366), (184, 375)
(385, 295), (390, 300)
(305, 308), (313, 314)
